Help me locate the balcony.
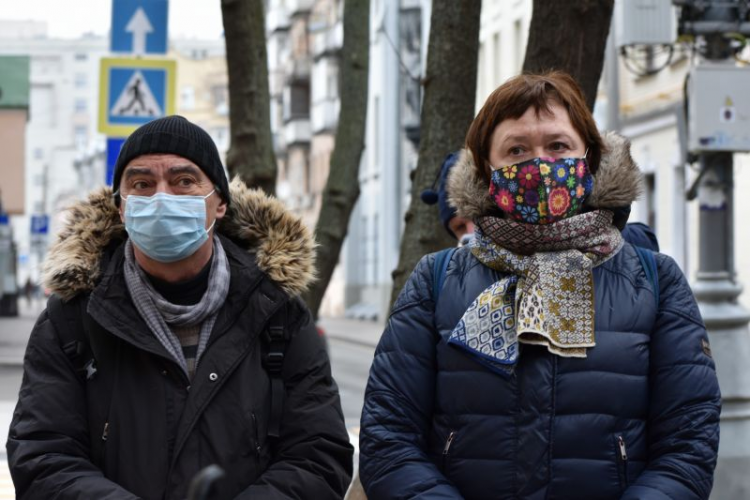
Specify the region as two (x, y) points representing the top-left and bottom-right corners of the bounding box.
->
(286, 0), (313, 16)
(269, 69), (286, 98)
(285, 57), (311, 84)
(312, 22), (343, 59)
(284, 118), (311, 146)
(272, 132), (287, 156)
(266, 8), (290, 33)
(311, 97), (339, 133)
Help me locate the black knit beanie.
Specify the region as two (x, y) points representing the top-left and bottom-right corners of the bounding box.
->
(112, 115), (230, 206)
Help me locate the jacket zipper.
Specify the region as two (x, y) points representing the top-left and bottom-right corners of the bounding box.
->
(442, 431), (456, 471)
(617, 435), (628, 485)
(251, 413), (261, 458)
(99, 421), (110, 470)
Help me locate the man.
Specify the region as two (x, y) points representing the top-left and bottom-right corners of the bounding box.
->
(421, 151), (475, 245)
(7, 116), (353, 499)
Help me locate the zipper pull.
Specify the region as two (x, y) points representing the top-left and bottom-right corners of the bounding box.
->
(443, 431), (456, 456)
(102, 422), (109, 442)
(251, 413), (261, 457)
(617, 435), (628, 461)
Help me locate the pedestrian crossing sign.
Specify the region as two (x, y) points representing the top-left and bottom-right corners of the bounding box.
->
(98, 57), (176, 136)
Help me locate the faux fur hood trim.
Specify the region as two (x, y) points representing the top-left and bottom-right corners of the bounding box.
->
(43, 177), (316, 301)
(447, 131), (644, 220)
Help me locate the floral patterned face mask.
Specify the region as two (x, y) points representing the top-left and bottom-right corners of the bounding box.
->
(489, 155), (594, 224)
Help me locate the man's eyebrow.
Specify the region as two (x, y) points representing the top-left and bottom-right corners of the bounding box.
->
(167, 165), (202, 176)
(123, 167), (154, 179)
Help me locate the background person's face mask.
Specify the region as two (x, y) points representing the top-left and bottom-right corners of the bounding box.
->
(489, 156), (594, 224)
(123, 190), (216, 263)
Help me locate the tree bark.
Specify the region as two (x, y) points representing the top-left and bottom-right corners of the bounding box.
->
(302, 0), (370, 318)
(388, 1), (482, 308)
(523, 0), (615, 111)
(221, 0), (277, 195)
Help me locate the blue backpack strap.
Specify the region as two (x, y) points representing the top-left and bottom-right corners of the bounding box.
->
(634, 245), (659, 307)
(432, 247), (457, 303)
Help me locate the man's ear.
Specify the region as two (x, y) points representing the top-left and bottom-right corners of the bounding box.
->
(215, 198), (228, 220)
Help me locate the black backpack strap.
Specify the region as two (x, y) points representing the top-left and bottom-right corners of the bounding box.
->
(48, 295), (97, 381)
(432, 247), (457, 305)
(634, 246), (659, 307)
(263, 305), (289, 440)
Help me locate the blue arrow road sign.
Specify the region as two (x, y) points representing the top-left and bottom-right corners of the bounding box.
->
(111, 0), (168, 55)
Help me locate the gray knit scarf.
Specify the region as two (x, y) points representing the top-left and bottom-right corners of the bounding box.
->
(123, 236), (231, 376)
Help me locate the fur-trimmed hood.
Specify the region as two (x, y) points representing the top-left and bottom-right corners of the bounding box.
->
(447, 131), (643, 220)
(43, 177), (316, 301)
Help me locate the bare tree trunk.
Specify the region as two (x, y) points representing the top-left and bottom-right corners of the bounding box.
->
(388, 1), (482, 308)
(302, 0), (370, 318)
(221, 0), (277, 195)
(523, 0), (615, 110)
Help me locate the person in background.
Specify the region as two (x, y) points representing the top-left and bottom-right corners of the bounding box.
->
(8, 115), (353, 499)
(359, 72), (719, 500)
(422, 152), (476, 245)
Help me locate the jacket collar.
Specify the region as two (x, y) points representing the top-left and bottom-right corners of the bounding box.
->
(43, 177), (316, 301)
(446, 131), (644, 220)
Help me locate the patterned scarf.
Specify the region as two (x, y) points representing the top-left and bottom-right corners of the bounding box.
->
(124, 236), (230, 377)
(448, 210), (623, 377)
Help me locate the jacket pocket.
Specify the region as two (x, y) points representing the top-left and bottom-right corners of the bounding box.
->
(614, 434), (629, 490)
(441, 430), (456, 474)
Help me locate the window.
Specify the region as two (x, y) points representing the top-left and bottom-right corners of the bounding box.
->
(493, 32), (501, 85)
(74, 98), (87, 112)
(74, 126), (87, 150)
(514, 19), (523, 74)
(373, 95), (379, 169)
(180, 86), (195, 110)
(74, 73), (87, 88)
(327, 68), (338, 99)
(289, 83), (310, 117)
(212, 85), (228, 109)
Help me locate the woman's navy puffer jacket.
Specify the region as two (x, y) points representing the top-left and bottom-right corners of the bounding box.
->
(360, 243), (720, 499)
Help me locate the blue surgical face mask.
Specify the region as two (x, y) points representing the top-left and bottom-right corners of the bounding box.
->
(122, 190), (216, 263)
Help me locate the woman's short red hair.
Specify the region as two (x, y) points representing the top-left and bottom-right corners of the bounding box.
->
(465, 71), (604, 180)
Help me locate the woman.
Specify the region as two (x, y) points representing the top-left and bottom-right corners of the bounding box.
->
(359, 72), (720, 499)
